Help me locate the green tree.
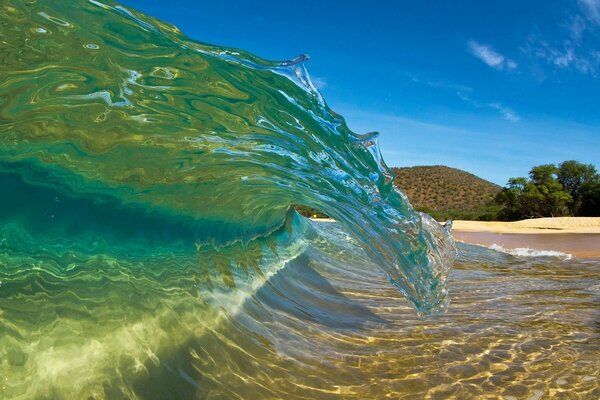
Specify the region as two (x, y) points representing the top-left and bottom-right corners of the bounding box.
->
(536, 180), (571, 217)
(495, 177), (541, 220)
(579, 182), (600, 216)
(530, 164), (559, 186)
(557, 160), (599, 214)
(496, 164), (571, 220)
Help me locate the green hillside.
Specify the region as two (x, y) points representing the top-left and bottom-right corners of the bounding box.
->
(392, 166), (501, 221)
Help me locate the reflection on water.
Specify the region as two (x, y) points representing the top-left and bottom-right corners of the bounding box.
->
(2, 221), (598, 399)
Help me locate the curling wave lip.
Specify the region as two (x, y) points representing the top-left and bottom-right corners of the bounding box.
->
(0, 0), (455, 315)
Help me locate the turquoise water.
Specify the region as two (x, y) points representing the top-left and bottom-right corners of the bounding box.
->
(1, 1), (599, 398)
(0, 0), (453, 314)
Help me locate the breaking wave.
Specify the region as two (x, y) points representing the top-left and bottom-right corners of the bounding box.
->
(488, 244), (573, 260)
(0, 0), (456, 397)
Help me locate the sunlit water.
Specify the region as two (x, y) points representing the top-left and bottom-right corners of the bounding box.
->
(1, 221), (599, 398)
(1, 1), (599, 399)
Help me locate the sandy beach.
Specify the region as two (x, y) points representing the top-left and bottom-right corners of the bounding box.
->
(452, 217), (600, 234)
(452, 217), (600, 258)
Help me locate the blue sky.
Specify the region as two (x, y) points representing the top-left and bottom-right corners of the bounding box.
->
(120, 0), (600, 184)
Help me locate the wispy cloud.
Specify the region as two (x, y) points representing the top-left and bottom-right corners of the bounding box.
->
(567, 15), (587, 41)
(456, 91), (520, 122)
(522, 21), (599, 76)
(406, 73), (475, 92)
(578, 0), (600, 24)
(488, 102), (521, 122)
(336, 107), (539, 184)
(521, 3), (600, 77)
(423, 79), (473, 93)
(467, 40), (518, 71)
(532, 40), (597, 75)
(406, 72), (520, 122)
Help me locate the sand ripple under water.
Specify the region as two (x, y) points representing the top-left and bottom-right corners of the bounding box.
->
(1, 221), (599, 398)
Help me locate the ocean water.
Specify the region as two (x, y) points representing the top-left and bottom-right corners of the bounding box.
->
(1, 1), (599, 399)
(1, 220), (599, 398)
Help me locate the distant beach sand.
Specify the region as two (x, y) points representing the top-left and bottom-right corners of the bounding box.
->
(311, 217), (600, 258)
(452, 217), (600, 258)
(452, 217), (600, 234)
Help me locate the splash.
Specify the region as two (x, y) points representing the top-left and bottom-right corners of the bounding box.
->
(0, 1), (456, 396)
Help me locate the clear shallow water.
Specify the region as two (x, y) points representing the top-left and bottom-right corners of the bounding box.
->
(1, 221), (599, 398)
(1, 1), (599, 399)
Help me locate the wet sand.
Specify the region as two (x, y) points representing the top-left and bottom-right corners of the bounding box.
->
(453, 218), (600, 258)
(452, 231), (600, 258)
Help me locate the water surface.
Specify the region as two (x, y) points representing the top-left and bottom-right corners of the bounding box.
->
(2, 221), (599, 398)
(1, 1), (598, 399)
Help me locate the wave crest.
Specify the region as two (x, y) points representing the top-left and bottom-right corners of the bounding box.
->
(0, 0), (454, 315)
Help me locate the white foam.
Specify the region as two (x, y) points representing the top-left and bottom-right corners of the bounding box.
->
(488, 243), (572, 260)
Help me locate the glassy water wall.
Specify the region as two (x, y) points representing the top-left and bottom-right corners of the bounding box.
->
(1, 1), (599, 399)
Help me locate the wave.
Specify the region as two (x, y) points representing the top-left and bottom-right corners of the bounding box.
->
(488, 244), (573, 260)
(1, 1), (455, 397)
(0, 0), (455, 314)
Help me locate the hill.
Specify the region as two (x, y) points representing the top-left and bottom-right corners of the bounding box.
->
(392, 166), (501, 221)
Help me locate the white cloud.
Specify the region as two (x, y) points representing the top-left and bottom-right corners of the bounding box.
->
(406, 73), (520, 122)
(578, 0), (600, 24)
(526, 35), (598, 76)
(467, 40), (518, 71)
(506, 59), (518, 70)
(456, 91), (521, 122)
(404, 73), (474, 92)
(488, 102), (521, 122)
(521, 2), (600, 77)
(567, 15), (587, 41)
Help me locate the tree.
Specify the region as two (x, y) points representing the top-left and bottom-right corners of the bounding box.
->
(536, 180), (571, 217)
(495, 179), (523, 220)
(579, 182), (600, 216)
(496, 164), (571, 220)
(530, 164), (559, 186)
(557, 160), (599, 215)
(496, 177), (543, 220)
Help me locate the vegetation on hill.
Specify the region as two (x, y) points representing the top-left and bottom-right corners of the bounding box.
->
(294, 165), (501, 220)
(296, 161), (599, 221)
(392, 166), (501, 221)
(496, 160), (600, 219)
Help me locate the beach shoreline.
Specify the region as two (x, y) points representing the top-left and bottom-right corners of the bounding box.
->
(312, 217), (600, 258)
(451, 217), (600, 234)
(452, 218), (600, 258)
